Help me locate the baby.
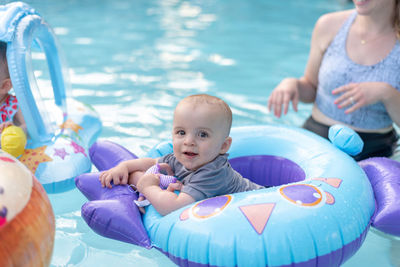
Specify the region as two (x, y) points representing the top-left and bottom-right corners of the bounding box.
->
(0, 41), (26, 139)
(100, 94), (263, 215)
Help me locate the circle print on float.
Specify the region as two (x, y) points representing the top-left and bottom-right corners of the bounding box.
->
(279, 184), (324, 207)
(180, 195), (233, 220)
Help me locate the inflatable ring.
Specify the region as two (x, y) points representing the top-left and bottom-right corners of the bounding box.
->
(0, 2), (101, 193)
(143, 125), (375, 266)
(0, 150), (55, 266)
(75, 125), (391, 266)
(7, 10), (66, 142)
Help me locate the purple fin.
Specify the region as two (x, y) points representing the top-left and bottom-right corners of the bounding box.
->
(359, 157), (400, 236)
(75, 140), (151, 247)
(89, 140), (138, 171)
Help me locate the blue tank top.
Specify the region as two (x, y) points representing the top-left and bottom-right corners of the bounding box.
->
(315, 11), (400, 129)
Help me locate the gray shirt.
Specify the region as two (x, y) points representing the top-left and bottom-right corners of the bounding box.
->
(158, 153), (263, 201)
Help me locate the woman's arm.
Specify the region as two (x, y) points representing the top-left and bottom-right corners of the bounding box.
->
(301, 11), (351, 102)
(268, 10), (352, 117)
(383, 86), (400, 127)
(267, 15), (325, 116)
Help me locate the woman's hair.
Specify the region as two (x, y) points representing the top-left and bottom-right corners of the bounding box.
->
(395, 0), (400, 38)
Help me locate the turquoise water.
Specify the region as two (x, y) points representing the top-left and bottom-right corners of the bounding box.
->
(5, 0), (400, 266)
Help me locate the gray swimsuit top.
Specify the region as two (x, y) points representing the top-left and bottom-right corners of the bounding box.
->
(315, 11), (400, 129)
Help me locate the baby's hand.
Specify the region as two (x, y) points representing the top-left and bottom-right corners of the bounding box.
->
(133, 164), (178, 210)
(158, 163), (174, 176)
(137, 173), (160, 191)
(99, 163), (129, 188)
(0, 122), (13, 133)
(166, 181), (183, 192)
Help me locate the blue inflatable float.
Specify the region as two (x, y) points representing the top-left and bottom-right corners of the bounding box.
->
(75, 124), (400, 266)
(0, 2), (101, 193)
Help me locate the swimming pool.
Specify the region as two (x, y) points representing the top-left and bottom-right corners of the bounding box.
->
(4, 0), (400, 266)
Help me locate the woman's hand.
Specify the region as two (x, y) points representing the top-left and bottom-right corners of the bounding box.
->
(99, 162), (129, 188)
(333, 82), (388, 114)
(268, 78), (299, 118)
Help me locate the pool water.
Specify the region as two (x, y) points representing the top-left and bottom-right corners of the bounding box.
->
(5, 0), (400, 266)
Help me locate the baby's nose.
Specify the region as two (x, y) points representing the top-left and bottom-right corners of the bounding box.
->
(184, 134), (195, 145)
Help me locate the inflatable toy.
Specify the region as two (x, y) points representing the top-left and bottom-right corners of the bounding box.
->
(0, 150), (55, 266)
(74, 124), (400, 266)
(359, 157), (400, 236)
(0, 2), (101, 193)
(1, 125), (27, 157)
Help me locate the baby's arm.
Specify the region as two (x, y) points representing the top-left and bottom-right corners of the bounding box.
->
(13, 109), (26, 133)
(0, 122), (12, 133)
(137, 173), (195, 216)
(99, 158), (158, 188)
(0, 107), (26, 134)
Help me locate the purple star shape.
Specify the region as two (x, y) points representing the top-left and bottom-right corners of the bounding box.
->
(53, 148), (69, 160)
(75, 140), (150, 247)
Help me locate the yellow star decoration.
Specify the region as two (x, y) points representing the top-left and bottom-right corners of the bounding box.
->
(19, 146), (53, 174)
(60, 119), (83, 134)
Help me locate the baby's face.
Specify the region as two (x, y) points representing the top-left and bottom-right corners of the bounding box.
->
(0, 79), (9, 99)
(172, 101), (230, 171)
(0, 64), (10, 99)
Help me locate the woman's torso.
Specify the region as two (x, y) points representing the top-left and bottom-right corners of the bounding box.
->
(313, 11), (400, 132)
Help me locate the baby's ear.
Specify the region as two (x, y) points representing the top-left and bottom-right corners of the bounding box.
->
(220, 136), (232, 154)
(1, 78), (12, 91)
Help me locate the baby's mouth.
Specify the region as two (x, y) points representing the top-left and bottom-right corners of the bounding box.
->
(184, 151), (198, 157)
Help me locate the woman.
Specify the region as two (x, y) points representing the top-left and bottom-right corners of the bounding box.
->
(268, 0), (400, 160)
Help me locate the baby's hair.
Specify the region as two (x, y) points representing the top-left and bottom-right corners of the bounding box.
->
(0, 41), (6, 60)
(0, 41), (9, 78)
(182, 94), (232, 135)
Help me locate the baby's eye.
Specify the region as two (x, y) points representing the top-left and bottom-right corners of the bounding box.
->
(198, 131), (208, 138)
(176, 130), (185, 136)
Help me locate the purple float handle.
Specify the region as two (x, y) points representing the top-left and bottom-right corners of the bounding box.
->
(75, 140), (152, 248)
(89, 140), (138, 171)
(359, 157), (400, 236)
